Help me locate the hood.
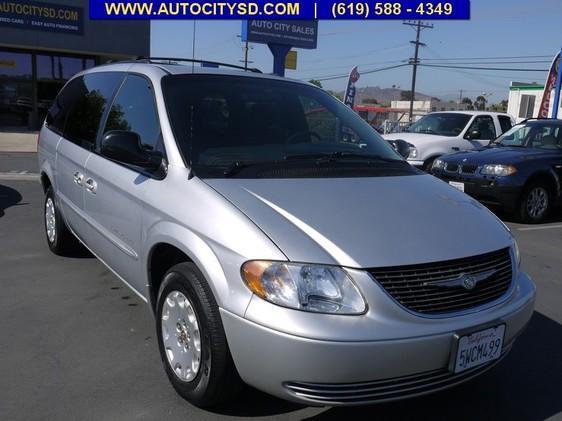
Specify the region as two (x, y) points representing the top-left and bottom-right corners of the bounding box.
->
(204, 175), (512, 268)
(383, 132), (453, 145)
(442, 146), (556, 166)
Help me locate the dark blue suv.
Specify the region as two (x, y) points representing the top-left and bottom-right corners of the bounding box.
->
(431, 119), (562, 223)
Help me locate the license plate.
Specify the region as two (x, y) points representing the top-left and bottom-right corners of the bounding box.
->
(449, 181), (465, 192)
(452, 324), (505, 373)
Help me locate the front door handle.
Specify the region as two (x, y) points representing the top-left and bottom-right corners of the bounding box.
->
(73, 171), (83, 186)
(85, 178), (97, 194)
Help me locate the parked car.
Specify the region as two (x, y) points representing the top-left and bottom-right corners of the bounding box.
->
(431, 119), (562, 223)
(384, 111), (515, 171)
(38, 59), (535, 408)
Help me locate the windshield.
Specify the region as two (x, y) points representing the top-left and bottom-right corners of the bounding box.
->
(493, 123), (562, 149)
(408, 113), (472, 137)
(162, 75), (412, 178)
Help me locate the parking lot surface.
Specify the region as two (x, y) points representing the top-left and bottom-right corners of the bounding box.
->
(1, 153), (561, 421)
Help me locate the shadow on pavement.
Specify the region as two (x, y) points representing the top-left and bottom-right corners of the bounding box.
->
(209, 384), (305, 417)
(301, 312), (562, 421)
(0, 184), (23, 217)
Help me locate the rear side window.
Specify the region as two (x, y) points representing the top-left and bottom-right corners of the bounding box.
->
(45, 78), (82, 135)
(498, 116), (513, 134)
(63, 73), (124, 149)
(104, 75), (163, 153)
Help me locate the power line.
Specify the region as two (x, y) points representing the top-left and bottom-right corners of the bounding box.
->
(298, 59), (406, 74)
(419, 60), (551, 65)
(314, 64), (409, 81)
(420, 64), (548, 72)
(420, 55), (553, 61)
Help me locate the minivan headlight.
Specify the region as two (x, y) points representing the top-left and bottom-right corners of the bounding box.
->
(481, 164), (517, 176)
(241, 261), (366, 314)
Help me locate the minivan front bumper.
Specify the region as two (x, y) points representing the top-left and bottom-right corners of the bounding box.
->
(220, 271), (535, 406)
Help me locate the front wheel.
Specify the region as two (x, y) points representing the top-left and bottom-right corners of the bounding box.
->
(518, 182), (551, 224)
(155, 263), (241, 408)
(422, 157), (437, 172)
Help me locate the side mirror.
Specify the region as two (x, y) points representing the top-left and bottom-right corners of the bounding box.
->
(465, 130), (481, 140)
(101, 130), (162, 170)
(388, 139), (411, 158)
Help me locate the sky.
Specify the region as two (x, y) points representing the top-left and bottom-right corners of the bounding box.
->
(151, 0), (562, 103)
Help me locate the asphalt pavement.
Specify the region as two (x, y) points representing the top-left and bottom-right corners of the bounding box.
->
(1, 153), (561, 421)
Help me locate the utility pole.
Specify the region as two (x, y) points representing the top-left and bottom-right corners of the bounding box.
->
(403, 21), (433, 122)
(243, 40), (249, 70)
(459, 89), (463, 105)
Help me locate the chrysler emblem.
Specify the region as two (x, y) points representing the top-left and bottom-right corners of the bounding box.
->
(423, 270), (496, 290)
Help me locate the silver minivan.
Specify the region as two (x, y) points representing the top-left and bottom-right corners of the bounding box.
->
(38, 59), (536, 408)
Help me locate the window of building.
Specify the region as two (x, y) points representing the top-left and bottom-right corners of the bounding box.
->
(0, 51), (32, 127)
(64, 73), (124, 149)
(104, 75), (163, 152)
(37, 54), (95, 123)
(519, 94), (536, 119)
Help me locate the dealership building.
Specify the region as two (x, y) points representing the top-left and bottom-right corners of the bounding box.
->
(0, 0), (150, 130)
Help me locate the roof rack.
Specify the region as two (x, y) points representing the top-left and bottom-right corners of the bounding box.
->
(135, 56), (262, 73)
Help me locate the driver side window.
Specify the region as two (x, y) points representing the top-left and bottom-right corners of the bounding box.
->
(466, 116), (496, 140)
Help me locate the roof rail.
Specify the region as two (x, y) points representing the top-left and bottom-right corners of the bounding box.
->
(519, 117), (561, 124)
(135, 56), (262, 73)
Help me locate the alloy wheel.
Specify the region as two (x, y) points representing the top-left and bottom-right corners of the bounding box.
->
(526, 187), (549, 219)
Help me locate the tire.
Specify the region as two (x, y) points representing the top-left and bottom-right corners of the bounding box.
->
(155, 262), (241, 408)
(517, 182), (551, 224)
(422, 157), (437, 173)
(44, 187), (81, 255)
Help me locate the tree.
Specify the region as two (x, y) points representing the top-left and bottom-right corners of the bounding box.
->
(489, 100), (508, 112)
(461, 97), (474, 110)
(474, 95), (488, 111)
(308, 79), (323, 88)
(400, 90), (412, 101)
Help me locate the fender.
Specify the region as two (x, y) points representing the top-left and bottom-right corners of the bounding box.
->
(144, 221), (284, 317)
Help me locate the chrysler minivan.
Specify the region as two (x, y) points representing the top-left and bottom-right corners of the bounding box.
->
(38, 59), (535, 407)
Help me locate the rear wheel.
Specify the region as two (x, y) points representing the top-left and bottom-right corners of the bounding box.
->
(155, 262), (241, 408)
(44, 187), (80, 255)
(518, 182), (551, 224)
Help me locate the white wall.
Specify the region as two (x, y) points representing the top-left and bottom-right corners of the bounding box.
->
(507, 88), (562, 123)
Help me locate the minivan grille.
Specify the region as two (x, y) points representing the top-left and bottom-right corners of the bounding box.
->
(368, 248), (512, 314)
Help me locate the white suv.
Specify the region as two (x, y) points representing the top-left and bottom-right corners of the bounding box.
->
(384, 111), (515, 170)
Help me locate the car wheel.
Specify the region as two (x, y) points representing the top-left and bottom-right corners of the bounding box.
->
(518, 182), (551, 224)
(44, 187), (80, 255)
(422, 157), (436, 172)
(156, 262), (241, 408)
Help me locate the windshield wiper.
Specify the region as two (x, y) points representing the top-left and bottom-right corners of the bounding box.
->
(332, 152), (404, 162)
(284, 152), (402, 163)
(222, 161), (264, 177)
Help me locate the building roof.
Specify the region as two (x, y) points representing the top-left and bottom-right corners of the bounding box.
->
(510, 82), (544, 90)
